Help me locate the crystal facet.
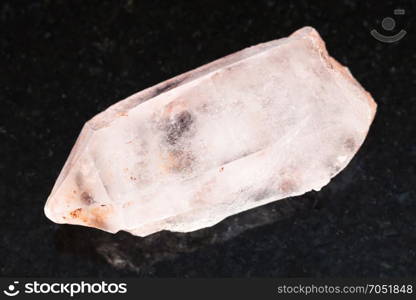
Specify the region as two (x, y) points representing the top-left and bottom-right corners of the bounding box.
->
(44, 27), (376, 236)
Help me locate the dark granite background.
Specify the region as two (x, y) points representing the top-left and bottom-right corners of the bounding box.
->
(1, 0), (415, 277)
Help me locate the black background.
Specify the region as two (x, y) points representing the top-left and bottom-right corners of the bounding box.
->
(1, 0), (415, 277)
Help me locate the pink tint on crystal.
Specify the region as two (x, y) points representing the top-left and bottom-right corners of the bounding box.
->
(44, 27), (376, 236)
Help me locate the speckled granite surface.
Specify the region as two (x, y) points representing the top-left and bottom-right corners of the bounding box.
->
(1, 0), (415, 277)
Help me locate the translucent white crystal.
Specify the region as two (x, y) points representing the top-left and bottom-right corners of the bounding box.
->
(44, 27), (376, 236)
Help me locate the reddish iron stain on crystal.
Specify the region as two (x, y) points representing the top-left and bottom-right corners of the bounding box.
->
(69, 208), (82, 219)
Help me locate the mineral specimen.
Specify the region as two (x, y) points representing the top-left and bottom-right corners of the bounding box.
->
(44, 27), (376, 236)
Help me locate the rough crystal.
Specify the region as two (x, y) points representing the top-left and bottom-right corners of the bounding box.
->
(44, 27), (377, 236)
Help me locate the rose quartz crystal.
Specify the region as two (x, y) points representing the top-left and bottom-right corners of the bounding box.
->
(44, 27), (376, 236)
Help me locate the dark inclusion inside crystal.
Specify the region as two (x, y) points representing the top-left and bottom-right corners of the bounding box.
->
(166, 111), (193, 145)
